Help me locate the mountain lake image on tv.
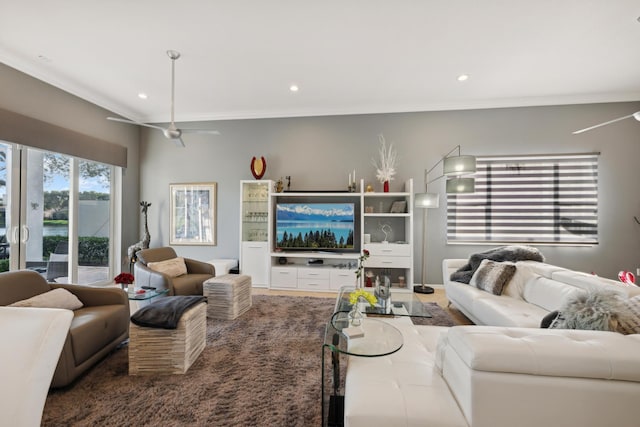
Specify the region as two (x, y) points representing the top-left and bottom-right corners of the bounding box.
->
(276, 202), (356, 251)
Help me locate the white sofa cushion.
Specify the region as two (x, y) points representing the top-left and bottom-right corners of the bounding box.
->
(523, 276), (586, 312)
(446, 325), (640, 381)
(345, 321), (467, 427)
(502, 263), (536, 299)
(552, 270), (640, 297)
(440, 326), (640, 427)
(516, 260), (568, 278)
(472, 293), (548, 327)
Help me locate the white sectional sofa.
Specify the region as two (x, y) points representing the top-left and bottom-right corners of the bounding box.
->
(443, 258), (640, 327)
(343, 259), (640, 427)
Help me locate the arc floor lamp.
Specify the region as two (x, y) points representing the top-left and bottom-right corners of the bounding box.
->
(414, 146), (476, 294)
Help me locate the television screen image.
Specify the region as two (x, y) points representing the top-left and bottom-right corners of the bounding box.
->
(276, 202), (356, 251)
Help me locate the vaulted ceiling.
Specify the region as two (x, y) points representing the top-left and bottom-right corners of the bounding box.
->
(2, 1), (639, 124)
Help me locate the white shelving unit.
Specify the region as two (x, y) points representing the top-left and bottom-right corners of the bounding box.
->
(361, 179), (414, 291)
(245, 179), (414, 292)
(239, 180), (272, 287)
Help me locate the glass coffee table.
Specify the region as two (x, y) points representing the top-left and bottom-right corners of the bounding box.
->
(322, 287), (433, 426)
(127, 288), (169, 314)
(127, 288), (169, 301)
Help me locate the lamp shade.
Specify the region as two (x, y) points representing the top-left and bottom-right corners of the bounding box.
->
(443, 155), (476, 176)
(446, 177), (475, 193)
(415, 193), (439, 208)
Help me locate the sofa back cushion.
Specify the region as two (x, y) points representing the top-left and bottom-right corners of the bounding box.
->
(137, 247), (178, 265)
(523, 276), (586, 312)
(502, 263), (538, 300)
(0, 270), (51, 306)
(551, 270), (640, 298)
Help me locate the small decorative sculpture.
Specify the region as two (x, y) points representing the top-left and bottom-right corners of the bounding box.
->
(275, 178), (284, 193)
(380, 223), (392, 243)
(127, 201), (152, 263)
(250, 156), (266, 180)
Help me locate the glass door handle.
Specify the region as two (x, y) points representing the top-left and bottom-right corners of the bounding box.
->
(21, 225), (29, 243)
(11, 226), (19, 244)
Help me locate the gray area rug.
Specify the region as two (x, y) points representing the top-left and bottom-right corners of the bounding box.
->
(42, 295), (455, 427)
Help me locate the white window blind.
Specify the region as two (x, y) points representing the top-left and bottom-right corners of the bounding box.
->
(447, 153), (599, 245)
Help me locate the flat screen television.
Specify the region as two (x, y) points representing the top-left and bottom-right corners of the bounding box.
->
(274, 196), (360, 253)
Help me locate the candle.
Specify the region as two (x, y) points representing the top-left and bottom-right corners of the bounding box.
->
(353, 169), (356, 186)
(348, 173), (352, 186)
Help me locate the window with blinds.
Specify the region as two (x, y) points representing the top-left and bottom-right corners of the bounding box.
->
(447, 153), (599, 245)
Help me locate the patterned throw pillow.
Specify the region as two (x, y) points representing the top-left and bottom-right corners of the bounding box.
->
(617, 295), (640, 334)
(469, 259), (517, 295)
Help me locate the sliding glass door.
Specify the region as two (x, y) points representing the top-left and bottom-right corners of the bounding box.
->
(0, 141), (115, 285)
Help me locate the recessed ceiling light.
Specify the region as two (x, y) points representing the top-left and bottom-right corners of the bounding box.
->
(138, 93), (148, 99)
(289, 84), (299, 92)
(457, 74), (469, 82)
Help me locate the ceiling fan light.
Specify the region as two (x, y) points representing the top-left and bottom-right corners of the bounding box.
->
(443, 155), (476, 175)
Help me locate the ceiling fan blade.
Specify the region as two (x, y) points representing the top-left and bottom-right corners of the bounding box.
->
(572, 113), (636, 134)
(181, 129), (221, 135)
(107, 117), (165, 131)
(172, 137), (186, 148)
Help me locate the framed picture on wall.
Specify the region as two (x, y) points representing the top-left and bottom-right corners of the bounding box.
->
(169, 182), (217, 245)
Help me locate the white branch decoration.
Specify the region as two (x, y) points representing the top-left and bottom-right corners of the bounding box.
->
(371, 134), (397, 183)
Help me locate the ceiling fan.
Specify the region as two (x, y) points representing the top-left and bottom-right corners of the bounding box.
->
(573, 111), (640, 134)
(108, 50), (220, 147)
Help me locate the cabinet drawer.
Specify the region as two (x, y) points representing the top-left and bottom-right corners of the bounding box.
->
(366, 255), (411, 269)
(298, 278), (330, 290)
(270, 267), (298, 288)
(330, 269), (357, 289)
(364, 243), (410, 257)
(298, 267), (330, 280)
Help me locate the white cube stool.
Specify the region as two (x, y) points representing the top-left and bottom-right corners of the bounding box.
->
(203, 274), (252, 320)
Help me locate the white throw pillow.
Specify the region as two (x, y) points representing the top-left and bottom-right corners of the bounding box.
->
(147, 257), (188, 277)
(9, 288), (83, 310)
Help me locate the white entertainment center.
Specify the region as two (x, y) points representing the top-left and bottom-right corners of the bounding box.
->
(239, 179), (414, 292)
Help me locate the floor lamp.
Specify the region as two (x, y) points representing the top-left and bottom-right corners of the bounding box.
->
(414, 193), (439, 294)
(414, 146), (476, 294)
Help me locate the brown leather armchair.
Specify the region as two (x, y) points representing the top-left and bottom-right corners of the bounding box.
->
(134, 247), (215, 295)
(0, 270), (129, 388)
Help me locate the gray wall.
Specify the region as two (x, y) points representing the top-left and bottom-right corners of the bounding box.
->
(139, 101), (640, 283)
(0, 63), (140, 266)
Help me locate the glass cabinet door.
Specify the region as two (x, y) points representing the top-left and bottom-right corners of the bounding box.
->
(241, 181), (270, 242)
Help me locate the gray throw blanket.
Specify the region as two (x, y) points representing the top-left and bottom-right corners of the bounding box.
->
(450, 246), (544, 284)
(131, 296), (207, 329)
